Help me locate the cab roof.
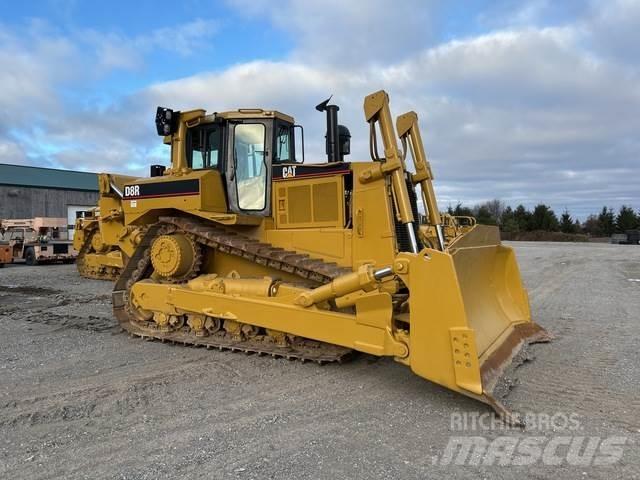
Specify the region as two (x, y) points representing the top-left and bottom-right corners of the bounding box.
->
(206, 109), (295, 124)
(161, 109), (296, 144)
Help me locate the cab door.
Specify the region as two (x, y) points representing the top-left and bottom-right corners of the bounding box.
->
(225, 120), (273, 216)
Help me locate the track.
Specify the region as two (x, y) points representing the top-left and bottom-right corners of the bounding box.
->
(112, 216), (353, 364)
(75, 226), (122, 281)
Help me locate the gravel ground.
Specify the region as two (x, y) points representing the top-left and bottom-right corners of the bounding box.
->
(0, 242), (638, 479)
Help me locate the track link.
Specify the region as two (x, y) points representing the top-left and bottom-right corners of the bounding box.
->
(113, 218), (353, 363)
(124, 321), (351, 364)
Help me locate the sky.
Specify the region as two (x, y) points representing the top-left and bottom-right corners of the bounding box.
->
(0, 0), (639, 218)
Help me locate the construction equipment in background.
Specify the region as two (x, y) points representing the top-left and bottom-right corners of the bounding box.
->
(420, 214), (477, 248)
(97, 90), (549, 423)
(394, 112), (477, 250)
(0, 218), (77, 265)
(610, 230), (640, 245)
(74, 208), (125, 280)
(445, 214), (476, 236)
(0, 238), (10, 267)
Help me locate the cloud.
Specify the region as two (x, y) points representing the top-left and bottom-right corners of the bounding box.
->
(585, 0), (640, 65)
(138, 14), (640, 217)
(0, 21), (75, 123)
(475, 0), (591, 30)
(228, 0), (442, 66)
(1, 1), (639, 218)
(0, 140), (29, 165)
(147, 18), (220, 56)
(82, 18), (220, 72)
(0, 18), (220, 175)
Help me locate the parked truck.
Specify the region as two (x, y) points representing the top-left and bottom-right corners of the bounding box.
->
(0, 218), (78, 265)
(611, 230), (640, 245)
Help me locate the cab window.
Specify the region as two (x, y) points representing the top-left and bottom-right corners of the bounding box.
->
(188, 125), (222, 169)
(274, 123), (293, 163)
(234, 123), (266, 211)
(273, 121), (296, 163)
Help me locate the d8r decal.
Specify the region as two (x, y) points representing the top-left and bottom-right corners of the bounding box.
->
(124, 185), (140, 197)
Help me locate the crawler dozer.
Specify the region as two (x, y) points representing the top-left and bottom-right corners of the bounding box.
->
(74, 209), (125, 280)
(103, 90), (549, 422)
(419, 214), (477, 248)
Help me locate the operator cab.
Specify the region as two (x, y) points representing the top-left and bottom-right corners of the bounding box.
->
(156, 107), (301, 216)
(154, 100), (349, 217)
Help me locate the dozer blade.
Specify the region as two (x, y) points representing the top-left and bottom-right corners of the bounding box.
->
(399, 226), (551, 425)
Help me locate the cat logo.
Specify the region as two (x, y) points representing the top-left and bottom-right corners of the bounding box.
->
(282, 166), (297, 179)
(124, 185), (140, 197)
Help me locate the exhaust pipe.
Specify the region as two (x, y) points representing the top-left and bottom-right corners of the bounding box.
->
(316, 96), (350, 163)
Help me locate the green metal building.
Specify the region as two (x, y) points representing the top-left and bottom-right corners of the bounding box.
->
(0, 163), (99, 228)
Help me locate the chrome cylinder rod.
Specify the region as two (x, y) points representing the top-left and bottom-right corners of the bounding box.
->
(406, 223), (419, 254)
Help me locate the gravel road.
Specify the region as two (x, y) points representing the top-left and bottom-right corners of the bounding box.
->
(0, 242), (638, 479)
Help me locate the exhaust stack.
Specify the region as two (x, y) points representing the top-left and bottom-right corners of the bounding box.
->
(316, 96), (350, 163)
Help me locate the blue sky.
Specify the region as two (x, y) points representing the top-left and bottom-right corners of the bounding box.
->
(1, 0), (639, 218)
(3, 1), (291, 99)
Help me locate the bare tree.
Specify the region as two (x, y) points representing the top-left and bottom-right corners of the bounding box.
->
(474, 199), (505, 225)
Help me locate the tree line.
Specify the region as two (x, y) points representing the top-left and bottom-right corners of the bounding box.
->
(447, 200), (640, 236)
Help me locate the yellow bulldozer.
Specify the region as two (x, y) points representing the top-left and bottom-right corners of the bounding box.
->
(75, 206), (472, 281)
(419, 214), (477, 249)
(74, 209), (125, 279)
(75, 207), (468, 282)
(96, 90), (549, 422)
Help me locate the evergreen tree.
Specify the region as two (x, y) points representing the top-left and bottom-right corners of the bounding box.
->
(530, 204), (559, 231)
(500, 206), (519, 233)
(615, 205), (638, 232)
(559, 209), (576, 233)
(597, 207), (616, 236)
(443, 202), (639, 236)
(513, 204), (532, 231)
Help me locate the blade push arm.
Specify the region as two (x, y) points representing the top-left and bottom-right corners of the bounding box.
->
(362, 90), (420, 253)
(396, 111), (445, 250)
